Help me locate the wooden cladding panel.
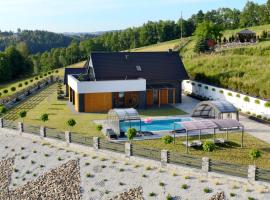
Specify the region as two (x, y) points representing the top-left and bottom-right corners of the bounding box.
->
(160, 89), (168, 105)
(84, 93), (112, 112)
(146, 90), (153, 106)
(74, 92), (79, 112)
(124, 92), (139, 107)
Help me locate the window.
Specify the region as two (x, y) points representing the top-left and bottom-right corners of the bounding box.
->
(136, 65), (142, 71)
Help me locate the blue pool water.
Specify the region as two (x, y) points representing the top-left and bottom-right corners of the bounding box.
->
(120, 118), (192, 132)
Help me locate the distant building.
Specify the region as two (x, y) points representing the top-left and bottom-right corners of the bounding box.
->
(237, 29), (256, 43)
(64, 51), (189, 112)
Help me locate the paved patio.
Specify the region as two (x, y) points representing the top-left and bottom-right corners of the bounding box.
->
(175, 95), (270, 144)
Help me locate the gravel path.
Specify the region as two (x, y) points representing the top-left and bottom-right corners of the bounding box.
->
(0, 130), (270, 200)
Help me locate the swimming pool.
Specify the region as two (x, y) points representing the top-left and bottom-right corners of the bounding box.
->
(120, 117), (192, 132)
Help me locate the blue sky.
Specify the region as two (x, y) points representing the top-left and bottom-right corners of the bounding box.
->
(0, 0), (267, 33)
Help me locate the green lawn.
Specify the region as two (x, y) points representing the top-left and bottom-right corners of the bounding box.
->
(133, 132), (270, 168)
(5, 83), (186, 137)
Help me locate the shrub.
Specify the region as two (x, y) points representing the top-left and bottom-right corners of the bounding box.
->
(48, 72), (51, 75)
(55, 70), (59, 73)
(18, 110), (27, 120)
(203, 141), (216, 152)
(249, 149), (261, 165)
(44, 73), (47, 76)
(230, 193), (236, 197)
(159, 182), (165, 187)
(3, 89), (8, 94)
(30, 79), (33, 82)
(35, 77), (38, 80)
(149, 192), (156, 197)
(86, 173), (94, 178)
(198, 84), (202, 87)
(11, 87), (16, 92)
(67, 118), (76, 129)
(0, 105), (7, 114)
(0, 92), (1, 97)
(219, 90), (224, 94)
(227, 92), (232, 96)
(181, 184), (188, 189)
(126, 128), (137, 141)
(257, 115), (262, 119)
(236, 93), (240, 98)
(254, 99), (260, 104)
(264, 102), (270, 108)
(246, 111), (251, 115)
(96, 124), (103, 131)
(244, 96), (250, 102)
(24, 81), (28, 85)
(212, 88), (215, 91)
(18, 83), (23, 87)
(40, 113), (49, 123)
(166, 194), (173, 200)
(39, 75), (43, 78)
(203, 187), (212, 193)
(162, 135), (174, 144)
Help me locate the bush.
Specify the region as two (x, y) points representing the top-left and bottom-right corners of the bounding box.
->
(0, 105), (7, 114)
(24, 81), (28, 85)
(162, 135), (174, 144)
(127, 128), (137, 141)
(236, 94), (240, 98)
(227, 92), (232, 96)
(203, 141), (216, 152)
(203, 187), (212, 193)
(3, 89), (8, 94)
(18, 83), (23, 87)
(212, 88), (215, 91)
(30, 79), (33, 82)
(44, 73), (47, 76)
(0, 92), (1, 97)
(249, 149), (261, 165)
(67, 118), (76, 128)
(11, 87), (16, 92)
(55, 70), (59, 73)
(18, 110), (27, 119)
(204, 86), (208, 89)
(244, 96), (250, 102)
(41, 113), (49, 123)
(219, 90), (224, 94)
(257, 115), (262, 119)
(96, 124), (103, 131)
(35, 77), (38, 80)
(254, 99), (260, 104)
(264, 102), (270, 108)
(166, 194), (173, 200)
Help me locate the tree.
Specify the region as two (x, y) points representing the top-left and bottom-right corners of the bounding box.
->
(16, 42), (29, 58)
(67, 118), (76, 131)
(18, 110), (27, 122)
(40, 113), (49, 126)
(249, 149), (261, 165)
(127, 128), (137, 142)
(0, 105), (7, 115)
(203, 141), (216, 152)
(240, 1), (261, 27)
(194, 37), (209, 53)
(0, 52), (12, 82)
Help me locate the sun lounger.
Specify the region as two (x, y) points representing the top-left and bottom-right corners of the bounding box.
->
(182, 140), (202, 147)
(210, 138), (227, 144)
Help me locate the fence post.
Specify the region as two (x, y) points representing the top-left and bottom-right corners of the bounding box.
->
(248, 165), (256, 182)
(18, 122), (24, 133)
(0, 118), (3, 128)
(40, 126), (46, 137)
(125, 142), (133, 157)
(65, 131), (71, 144)
(202, 157), (210, 173)
(93, 137), (100, 150)
(161, 150), (169, 167)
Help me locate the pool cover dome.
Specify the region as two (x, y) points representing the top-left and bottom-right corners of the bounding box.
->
(191, 100), (239, 120)
(107, 108), (141, 136)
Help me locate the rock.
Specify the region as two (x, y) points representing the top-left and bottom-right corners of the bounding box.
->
(110, 187), (144, 200)
(209, 191), (226, 200)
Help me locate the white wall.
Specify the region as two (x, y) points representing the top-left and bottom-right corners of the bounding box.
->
(182, 80), (270, 119)
(68, 75), (146, 94)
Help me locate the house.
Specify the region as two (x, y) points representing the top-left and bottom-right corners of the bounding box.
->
(64, 51), (189, 113)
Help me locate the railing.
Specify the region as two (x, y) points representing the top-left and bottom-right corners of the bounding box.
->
(99, 140), (125, 153)
(133, 145), (161, 161)
(1, 118), (270, 184)
(256, 168), (270, 182)
(46, 127), (65, 141)
(210, 160), (247, 178)
(170, 152), (202, 169)
(71, 133), (93, 146)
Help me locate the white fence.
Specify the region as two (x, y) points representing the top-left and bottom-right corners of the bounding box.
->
(182, 80), (270, 119)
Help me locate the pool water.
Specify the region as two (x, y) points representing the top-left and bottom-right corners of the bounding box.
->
(120, 118), (192, 132)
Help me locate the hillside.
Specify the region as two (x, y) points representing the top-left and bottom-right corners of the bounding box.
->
(131, 24), (270, 99)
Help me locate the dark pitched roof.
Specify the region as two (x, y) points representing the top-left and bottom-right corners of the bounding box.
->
(90, 52), (189, 81)
(237, 29), (256, 35)
(64, 67), (87, 84)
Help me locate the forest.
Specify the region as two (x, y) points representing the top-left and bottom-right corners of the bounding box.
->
(0, 0), (270, 83)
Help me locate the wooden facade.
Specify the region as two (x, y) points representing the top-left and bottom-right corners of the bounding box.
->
(84, 93), (112, 113)
(146, 88), (176, 107)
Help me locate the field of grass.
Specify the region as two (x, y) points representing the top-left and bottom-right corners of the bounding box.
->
(0, 61), (85, 98)
(134, 132), (270, 168)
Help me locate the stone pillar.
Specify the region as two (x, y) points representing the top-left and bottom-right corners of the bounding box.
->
(18, 122), (24, 133)
(65, 131), (71, 143)
(93, 137), (100, 150)
(125, 143), (133, 157)
(161, 150), (169, 166)
(248, 165), (256, 182)
(202, 157), (210, 173)
(0, 118), (3, 128)
(40, 126), (46, 137)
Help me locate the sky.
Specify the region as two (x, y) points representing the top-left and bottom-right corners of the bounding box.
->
(0, 0), (267, 33)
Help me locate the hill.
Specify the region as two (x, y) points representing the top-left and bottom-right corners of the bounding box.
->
(131, 24), (270, 99)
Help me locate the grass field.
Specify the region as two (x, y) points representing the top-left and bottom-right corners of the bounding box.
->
(134, 132), (270, 168)
(0, 61), (86, 98)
